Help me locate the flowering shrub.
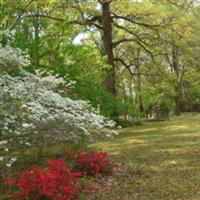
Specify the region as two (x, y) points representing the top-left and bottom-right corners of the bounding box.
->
(5, 159), (82, 200)
(0, 45), (30, 71)
(75, 150), (111, 175)
(0, 45), (116, 169)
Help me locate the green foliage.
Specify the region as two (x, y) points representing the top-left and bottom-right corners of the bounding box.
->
(114, 118), (134, 128)
(62, 45), (137, 119)
(1, 0), (200, 123)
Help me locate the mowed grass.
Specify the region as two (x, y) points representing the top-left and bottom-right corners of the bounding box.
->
(90, 113), (200, 200)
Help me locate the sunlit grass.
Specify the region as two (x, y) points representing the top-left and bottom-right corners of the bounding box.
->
(90, 113), (200, 200)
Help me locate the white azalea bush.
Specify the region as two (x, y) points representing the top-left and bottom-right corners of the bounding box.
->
(0, 46), (30, 72)
(0, 45), (116, 171)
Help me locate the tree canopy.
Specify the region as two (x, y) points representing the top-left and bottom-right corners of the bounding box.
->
(1, 0), (200, 121)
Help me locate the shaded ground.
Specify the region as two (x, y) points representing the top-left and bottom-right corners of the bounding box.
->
(88, 113), (200, 200)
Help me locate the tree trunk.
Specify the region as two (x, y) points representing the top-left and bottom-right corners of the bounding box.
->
(174, 85), (181, 115)
(172, 46), (181, 115)
(136, 70), (144, 113)
(101, 1), (116, 95)
(175, 97), (181, 115)
(33, 10), (40, 67)
(135, 49), (144, 114)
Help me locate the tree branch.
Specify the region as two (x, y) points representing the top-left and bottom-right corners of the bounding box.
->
(112, 12), (163, 30)
(69, 16), (103, 29)
(113, 22), (156, 63)
(25, 14), (65, 21)
(113, 38), (136, 48)
(114, 58), (150, 76)
(15, 13), (103, 29)
(10, 0), (35, 30)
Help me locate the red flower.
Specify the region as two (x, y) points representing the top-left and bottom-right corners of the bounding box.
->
(75, 150), (111, 175)
(5, 159), (82, 200)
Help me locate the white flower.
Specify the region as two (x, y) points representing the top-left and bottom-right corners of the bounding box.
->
(5, 158), (17, 168)
(0, 140), (8, 145)
(0, 156), (4, 161)
(25, 142), (31, 146)
(22, 123), (31, 128)
(10, 157), (17, 162)
(0, 46), (30, 69)
(0, 46), (116, 168)
(6, 163), (12, 168)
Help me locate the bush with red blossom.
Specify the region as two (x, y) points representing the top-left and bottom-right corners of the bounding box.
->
(5, 160), (82, 200)
(75, 150), (111, 175)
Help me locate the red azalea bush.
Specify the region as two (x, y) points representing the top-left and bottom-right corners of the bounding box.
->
(75, 150), (111, 175)
(4, 150), (112, 199)
(5, 159), (82, 200)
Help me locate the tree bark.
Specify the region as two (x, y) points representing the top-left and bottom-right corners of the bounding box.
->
(33, 11), (40, 67)
(136, 71), (144, 113)
(174, 85), (181, 115)
(101, 1), (116, 95)
(135, 49), (144, 114)
(172, 46), (181, 115)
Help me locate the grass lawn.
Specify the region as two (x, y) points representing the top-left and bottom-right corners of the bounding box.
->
(89, 113), (200, 200)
